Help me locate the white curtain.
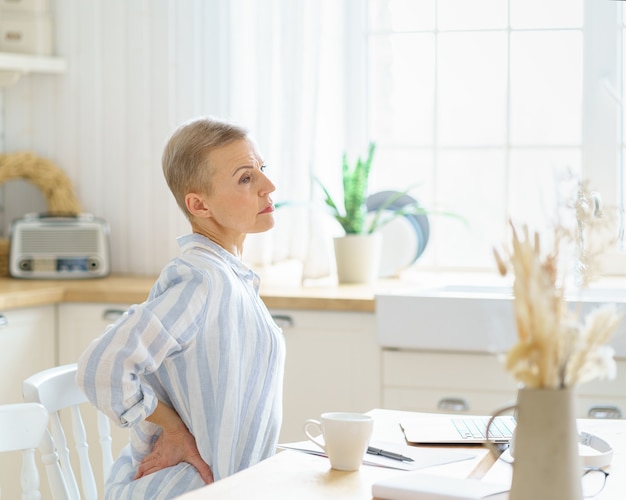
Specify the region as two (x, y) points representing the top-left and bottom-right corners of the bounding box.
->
(225, 0), (350, 280)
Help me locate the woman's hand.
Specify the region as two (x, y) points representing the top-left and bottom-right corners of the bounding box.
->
(134, 401), (214, 484)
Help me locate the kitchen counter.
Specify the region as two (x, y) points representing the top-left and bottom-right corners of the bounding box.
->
(0, 274), (379, 312)
(2, 271), (625, 313)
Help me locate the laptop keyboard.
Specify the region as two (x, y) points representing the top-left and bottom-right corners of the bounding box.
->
(451, 416), (516, 440)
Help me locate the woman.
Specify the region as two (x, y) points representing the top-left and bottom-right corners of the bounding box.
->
(77, 117), (285, 499)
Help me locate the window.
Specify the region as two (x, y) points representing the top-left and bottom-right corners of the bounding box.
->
(364, 0), (625, 275)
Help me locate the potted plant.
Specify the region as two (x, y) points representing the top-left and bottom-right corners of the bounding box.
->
(316, 142), (428, 235)
(316, 142), (433, 284)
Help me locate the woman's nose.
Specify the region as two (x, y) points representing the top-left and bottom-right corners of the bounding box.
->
(260, 172), (276, 195)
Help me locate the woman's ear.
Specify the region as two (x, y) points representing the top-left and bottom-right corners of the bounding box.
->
(185, 192), (211, 218)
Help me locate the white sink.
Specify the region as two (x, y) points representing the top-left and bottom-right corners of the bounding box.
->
(376, 285), (626, 357)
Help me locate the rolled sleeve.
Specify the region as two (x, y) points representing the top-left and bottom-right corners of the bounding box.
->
(118, 388), (158, 427)
(77, 305), (183, 427)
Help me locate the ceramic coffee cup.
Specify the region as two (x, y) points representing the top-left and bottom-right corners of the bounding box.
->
(303, 412), (374, 471)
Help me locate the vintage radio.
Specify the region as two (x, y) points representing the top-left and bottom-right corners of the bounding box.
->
(9, 213), (110, 279)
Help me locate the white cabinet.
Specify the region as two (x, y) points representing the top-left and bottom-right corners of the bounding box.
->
(0, 304), (55, 403)
(58, 302), (129, 364)
(0, 304), (55, 500)
(382, 349), (626, 419)
(57, 302), (131, 496)
(273, 309), (380, 443)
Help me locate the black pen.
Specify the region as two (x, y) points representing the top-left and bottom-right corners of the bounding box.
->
(367, 446), (414, 462)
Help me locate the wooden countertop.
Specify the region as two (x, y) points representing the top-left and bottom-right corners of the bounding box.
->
(0, 274), (378, 312)
(3, 271), (625, 313)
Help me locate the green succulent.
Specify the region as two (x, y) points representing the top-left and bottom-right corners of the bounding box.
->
(316, 142), (376, 235)
(316, 142), (434, 235)
(304, 142), (465, 237)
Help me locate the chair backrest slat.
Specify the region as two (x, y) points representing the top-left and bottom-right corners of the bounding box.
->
(22, 448), (41, 500)
(96, 413), (114, 479)
(38, 430), (71, 500)
(50, 412), (80, 499)
(70, 405), (98, 500)
(0, 402), (49, 500)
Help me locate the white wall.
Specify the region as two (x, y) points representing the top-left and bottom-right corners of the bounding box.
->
(2, 0), (231, 275)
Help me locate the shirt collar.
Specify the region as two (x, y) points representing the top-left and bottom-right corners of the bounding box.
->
(177, 233), (260, 289)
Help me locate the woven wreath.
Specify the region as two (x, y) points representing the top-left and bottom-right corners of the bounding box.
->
(0, 151), (81, 214)
(0, 152), (82, 277)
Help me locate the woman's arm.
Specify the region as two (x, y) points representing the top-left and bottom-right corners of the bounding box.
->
(134, 400), (214, 484)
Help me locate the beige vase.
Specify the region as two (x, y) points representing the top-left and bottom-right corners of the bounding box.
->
(508, 387), (583, 500)
(333, 232), (383, 284)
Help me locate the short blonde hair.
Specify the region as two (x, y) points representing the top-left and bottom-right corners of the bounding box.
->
(162, 117), (248, 217)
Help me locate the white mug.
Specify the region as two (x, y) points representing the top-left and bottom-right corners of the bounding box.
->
(303, 412), (373, 471)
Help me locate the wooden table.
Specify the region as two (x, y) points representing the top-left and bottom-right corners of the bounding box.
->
(175, 409), (626, 499)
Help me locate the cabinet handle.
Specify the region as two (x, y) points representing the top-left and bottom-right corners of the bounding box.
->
(271, 314), (294, 329)
(102, 309), (126, 321)
(0, 314), (6, 328)
(587, 405), (623, 419)
(437, 397), (469, 412)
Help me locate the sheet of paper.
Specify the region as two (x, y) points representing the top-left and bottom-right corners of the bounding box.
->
(372, 472), (510, 500)
(277, 440), (476, 471)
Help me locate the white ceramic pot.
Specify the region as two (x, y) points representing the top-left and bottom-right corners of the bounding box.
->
(333, 232), (383, 284)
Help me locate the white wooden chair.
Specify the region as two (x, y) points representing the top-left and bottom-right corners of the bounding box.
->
(23, 363), (114, 500)
(0, 402), (49, 500)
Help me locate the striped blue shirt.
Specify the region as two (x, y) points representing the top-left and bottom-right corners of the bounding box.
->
(77, 234), (285, 499)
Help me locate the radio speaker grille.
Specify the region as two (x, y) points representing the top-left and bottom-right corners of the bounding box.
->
(21, 228), (100, 253)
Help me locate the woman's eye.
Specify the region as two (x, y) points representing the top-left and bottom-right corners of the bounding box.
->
(260, 165), (267, 172)
(240, 174), (251, 184)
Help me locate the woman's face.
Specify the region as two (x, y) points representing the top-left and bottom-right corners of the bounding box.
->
(198, 138), (276, 238)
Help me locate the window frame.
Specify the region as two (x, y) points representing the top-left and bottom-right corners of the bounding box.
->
(357, 1), (626, 276)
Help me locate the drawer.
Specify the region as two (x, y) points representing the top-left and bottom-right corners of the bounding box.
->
(384, 387), (626, 419)
(577, 395), (626, 419)
(383, 387), (517, 415)
(0, 13), (52, 55)
(0, 0), (50, 14)
(383, 351), (626, 418)
(575, 359), (626, 397)
(382, 349), (518, 391)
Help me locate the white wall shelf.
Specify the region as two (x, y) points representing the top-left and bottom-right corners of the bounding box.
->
(0, 52), (66, 87)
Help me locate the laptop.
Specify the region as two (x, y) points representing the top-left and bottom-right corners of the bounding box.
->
(400, 414), (516, 445)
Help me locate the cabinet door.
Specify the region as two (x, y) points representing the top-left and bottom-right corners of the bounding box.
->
(273, 309), (380, 443)
(0, 305), (56, 500)
(58, 302), (129, 364)
(58, 302), (131, 496)
(0, 305), (56, 404)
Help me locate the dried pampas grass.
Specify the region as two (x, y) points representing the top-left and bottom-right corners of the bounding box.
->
(495, 182), (623, 389)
